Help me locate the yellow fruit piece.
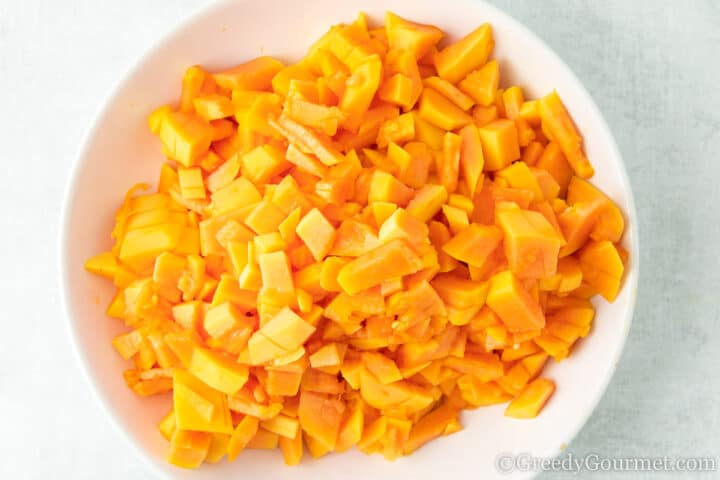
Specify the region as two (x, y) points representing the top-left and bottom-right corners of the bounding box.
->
(159, 112), (214, 167)
(189, 347), (249, 395)
(173, 369), (233, 434)
(435, 24), (494, 83)
(295, 208), (336, 261)
(167, 430), (212, 469)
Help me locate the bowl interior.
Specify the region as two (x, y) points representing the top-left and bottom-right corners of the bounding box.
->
(61, 0), (638, 478)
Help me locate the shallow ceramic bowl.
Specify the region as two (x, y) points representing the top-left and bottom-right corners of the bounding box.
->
(59, 0), (639, 478)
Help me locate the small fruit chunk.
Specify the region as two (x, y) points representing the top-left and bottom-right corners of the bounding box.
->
(504, 378), (555, 418)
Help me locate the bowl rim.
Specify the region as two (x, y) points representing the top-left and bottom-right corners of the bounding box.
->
(58, 1), (639, 478)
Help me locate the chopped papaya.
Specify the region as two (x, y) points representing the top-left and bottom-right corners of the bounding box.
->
(87, 11), (628, 469)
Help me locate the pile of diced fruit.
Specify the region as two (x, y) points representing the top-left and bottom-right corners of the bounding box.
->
(85, 12), (627, 469)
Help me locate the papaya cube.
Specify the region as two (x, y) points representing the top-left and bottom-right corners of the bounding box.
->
(273, 115), (345, 166)
(252, 307), (315, 355)
(171, 301), (203, 330)
(440, 131), (462, 194)
(153, 251), (186, 301)
(245, 93), (283, 137)
(241, 144), (291, 185)
(167, 430), (212, 469)
(459, 60), (499, 106)
(423, 76), (475, 111)
(378, 73), (416, 109)
(533, 333), (570, 361)
(210, 177), (262, 216)
(486, 270), (545, 332)
(159, 112), (214, 167)
(212, 56), (285, 90)
(148, 105), (172, 134)
(478, 119), (521, 171)
(496, 162), (544, 202)
(173, 369), (233, 434)
(404, 403), (458, 454)
(362, 351), (403, 384)
(244, 200), (286, 235)
(384, 12), (444, 60)
(84, 251), (118, 278)
(265, 369), (304, 396)
(309, 342), (348, 368)
(340, 54), (383, 124)
(295, 208), (336, 261)
(285, 144), (328, 178)
(335, 407), (364, 453)
(442, 204), (469, 235)
(504, 378), (555, 419)
(459, 123), (484, 197)
(380, 417), (412, 460)
(247, 428), (280, 449)
(246, 333), (290, 365)
(368, 202), (397, 228)
(536, 142), (573, 196)
(442, 223), (503, 267)
(315, 256), (345, 293)
(157, 409), (177, 441)
(227, 415), (260, 462)
(418, 88), (472, 131)
(210, 274), (257, 310)
(203, 302), (242, 339)
(329, 219), (381, 257)
(337, 239), (424, 295)
(261, 414), (300, 439)
(357, 415), (387, 453)
(192, 94), (234, 122)
(378, 208), (429, 248)
(305, 432), (332, 458)
(377, 113), (415, 148)
(258, 250), (294, 297)
(539, 91), (594, 178)
(531, 168), (561, 201)
(298, 390), (345, 451)
(431, 273), (489, 309)
(189, 347), (249, 395)
(496, 204), (564, 279)
(284, 96), (345, 136)
(443, 353), (503, 381)
(118, 223), (184, 272)
(406, 184), (448, 222)
(521, 352), (550, 379)
(272, 63), (316, 96)
(178, 167), (206, 200)
(278, 207), (303, 244)
(556, 256), (583, 294)
(434, 23), (494, 83)
(567, 176), (625, 242)
(111, 329), (143, 360)
(278, 430), (304, 466)
(400, 141), (433, 188)
(253, 232), (286, 255)
(578, 240), (624, 302)
(557, 198), (606, 257)
(457, 374), (511, 406)
(204, 433), (231, 464)
(360, 369), (434, 412)
(368, 170), (414, 207)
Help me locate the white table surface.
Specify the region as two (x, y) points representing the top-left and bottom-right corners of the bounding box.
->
(1, 1), (718, 478)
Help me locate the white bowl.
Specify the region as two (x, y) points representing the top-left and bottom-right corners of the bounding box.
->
(59, 0), (639, 478)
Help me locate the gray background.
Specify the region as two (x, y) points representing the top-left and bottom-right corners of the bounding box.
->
(0, 0), (718, 478)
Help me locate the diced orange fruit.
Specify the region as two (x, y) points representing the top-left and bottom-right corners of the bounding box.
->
(86, 11), (628, 470)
